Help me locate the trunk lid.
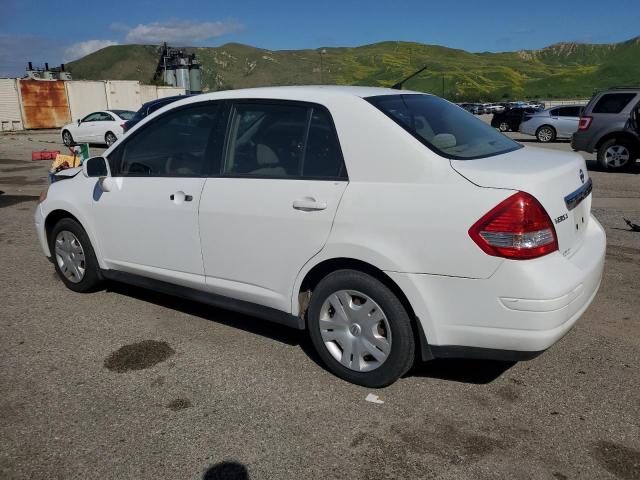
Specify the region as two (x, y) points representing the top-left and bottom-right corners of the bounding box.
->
(451, 146), (592, 258)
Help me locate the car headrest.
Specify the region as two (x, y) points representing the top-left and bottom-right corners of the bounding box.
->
(257, 144), (279, 165)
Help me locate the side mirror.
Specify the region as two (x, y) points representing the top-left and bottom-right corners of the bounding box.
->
(83, 156), (110, 177)
(83, 157), (113, 192)
(77, 119), (81, 126)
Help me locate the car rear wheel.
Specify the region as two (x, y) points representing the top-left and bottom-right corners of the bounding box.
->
(498, 121), (509, 132)
(105, 131), (117, 146)
(50, 218), (103, 293)
(307, 269), (415, 387)
(536, 125), (556, 143)
(598, 139), (636, 171)
(62, 130), (74, 146)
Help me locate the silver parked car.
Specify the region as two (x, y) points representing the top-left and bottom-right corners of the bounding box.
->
(519, 105), (584, 142)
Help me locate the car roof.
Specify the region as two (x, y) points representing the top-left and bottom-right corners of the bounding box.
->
(142, 95), (188, 108)
(191, 85), (426, 102)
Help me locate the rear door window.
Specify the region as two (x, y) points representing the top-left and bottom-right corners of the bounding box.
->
(223, 102), (347, 179)
(592, 93), (636, 114)
(558, 107), (581, 117)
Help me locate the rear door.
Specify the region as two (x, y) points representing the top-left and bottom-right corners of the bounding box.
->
(556, 107), (581, 137)
(199, 101), (348, 313)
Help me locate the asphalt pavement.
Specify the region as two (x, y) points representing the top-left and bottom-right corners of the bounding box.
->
(0, 129), (639, 480)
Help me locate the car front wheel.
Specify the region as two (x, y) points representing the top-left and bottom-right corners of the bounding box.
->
(62, 130), (74, 146)
(498, 121), (509, 132)
(307, 269), (415, 387)
(598, 139), (636, 171)
(50, 218), (103, 293)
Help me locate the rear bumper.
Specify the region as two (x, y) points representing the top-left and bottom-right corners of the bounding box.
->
(571, 131), (594, 153)
(388, 215), (606, 359)
(519, 120), (537, 136)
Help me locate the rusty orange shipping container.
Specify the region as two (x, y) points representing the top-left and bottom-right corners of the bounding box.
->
(18, 79), (70, 129)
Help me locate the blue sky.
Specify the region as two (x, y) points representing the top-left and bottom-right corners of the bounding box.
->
(1, 0), (638, 76)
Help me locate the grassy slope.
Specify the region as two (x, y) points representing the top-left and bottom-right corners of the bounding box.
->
(66, 37), (640, 101)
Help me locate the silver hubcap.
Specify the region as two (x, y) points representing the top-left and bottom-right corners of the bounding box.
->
(63, 132), (71, 144)
(54, 231), (86, 283)
(319, 290), (392, 372)
(538, 128), (553, 142)
(500, 122), (508, 131)
(106, 134), (116, 145)
(605, 145), (630, 168)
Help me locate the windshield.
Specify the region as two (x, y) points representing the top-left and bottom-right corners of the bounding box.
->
(367, 94), (522, 160)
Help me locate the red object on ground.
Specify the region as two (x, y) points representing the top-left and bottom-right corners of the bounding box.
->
(31, 150), (60, 161)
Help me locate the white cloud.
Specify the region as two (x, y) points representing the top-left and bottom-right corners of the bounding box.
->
(124, 20), (243, 44)
(64, 39), (119, 62)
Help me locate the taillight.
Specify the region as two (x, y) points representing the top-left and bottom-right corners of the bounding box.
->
(120, 123), (125, 129)
(469, 192), (558, 260)
(578, 116), (592, 131)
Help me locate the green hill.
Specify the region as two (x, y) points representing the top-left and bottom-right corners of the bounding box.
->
(66, 36), (640, 101)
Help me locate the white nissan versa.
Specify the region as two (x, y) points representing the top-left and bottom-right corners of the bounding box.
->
(35, 86), (606, 387)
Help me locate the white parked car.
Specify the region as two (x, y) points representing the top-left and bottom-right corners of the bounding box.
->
(36, 86), (606, 387)
(61, 110), (135, 147)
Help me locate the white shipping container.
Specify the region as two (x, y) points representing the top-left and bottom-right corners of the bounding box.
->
(65, 80), (108, 122)
(157, 86), (187, 99)
(140, 85), (158, 104)
(0, 78), (24, 131)
(106, 80), (142, 111)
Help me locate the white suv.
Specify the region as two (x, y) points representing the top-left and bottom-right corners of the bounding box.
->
(35, 86), (606, 387)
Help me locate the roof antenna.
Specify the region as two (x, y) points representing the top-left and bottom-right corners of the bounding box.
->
(391, 65), (428, 90)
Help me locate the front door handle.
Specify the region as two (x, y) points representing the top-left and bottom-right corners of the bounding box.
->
(293, 197), (327, 211)
(170, 191), (193, 203)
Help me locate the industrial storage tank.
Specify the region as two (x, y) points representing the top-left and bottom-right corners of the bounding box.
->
(175, 59), (190, 90)
(163, 65), (176, 87)
(188, 60), (202, 94)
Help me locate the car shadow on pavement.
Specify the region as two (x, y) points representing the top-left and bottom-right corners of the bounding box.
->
(106, 282), (306, 348)
(202, 461), (250, 480)
(407, 358), (515, 384)
(585, 159), (640, 174)
(106, 282), (515, 385)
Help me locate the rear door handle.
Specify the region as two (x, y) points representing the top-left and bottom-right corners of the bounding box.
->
(293, 197), (327, 211)
(170, 191), (193, 202)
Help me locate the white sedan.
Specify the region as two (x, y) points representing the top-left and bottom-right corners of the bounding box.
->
(36, 86), (605, 387)
(61, 110), (135, 147)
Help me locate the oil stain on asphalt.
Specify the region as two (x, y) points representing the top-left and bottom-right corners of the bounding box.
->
(592, 440), (640, 480)
(166, 398), (192, 411)
(104, 340), (175, 373)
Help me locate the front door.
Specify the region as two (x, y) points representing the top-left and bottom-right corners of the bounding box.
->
(199, 101), (348, 312)
(92, 101), (224, 288)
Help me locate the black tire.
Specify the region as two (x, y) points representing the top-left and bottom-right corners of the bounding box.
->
(597, 138), (637, 171)
(307, 269), (415, 388)
(62, 130), (74, 147)
(498, 121), (509, 132)
(105, 131), (117, 146)
(49, 218), (103, 293)
(536, 125), (556, 143)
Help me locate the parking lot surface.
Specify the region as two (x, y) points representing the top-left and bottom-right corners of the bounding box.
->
(1, 130), (639, 479)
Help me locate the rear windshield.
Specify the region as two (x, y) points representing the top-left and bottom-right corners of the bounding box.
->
(367, 94), (521, 160)
(592, 93), (636, 114)
(112, 110), (135, 120)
